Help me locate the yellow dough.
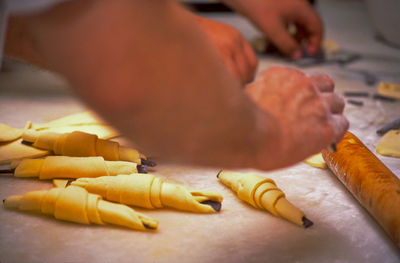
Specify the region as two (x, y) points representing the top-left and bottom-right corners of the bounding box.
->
(304, 153), (327, 169)
(31, 111), (119, 139)
(377, 130), (400, 158)
(0, 123), (25, 142)
(22, 130), (143, 164)
(377, 82), (400, 100)
(0, 122), (45, 165)
(3, 186), (158, 230)
(0, 139), (49, 165)
(71, 174), (223, 213)
(0, 111), (118, 165)
(218, 171), (313, 228)
(11, 156), (138, 179)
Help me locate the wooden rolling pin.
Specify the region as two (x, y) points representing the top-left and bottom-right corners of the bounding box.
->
(322, 132), (400, 248)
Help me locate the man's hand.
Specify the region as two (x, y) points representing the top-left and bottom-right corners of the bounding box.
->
(193, 14), (257, 84)
(223, 0), (323, 59)
(246, 67), (348, 168)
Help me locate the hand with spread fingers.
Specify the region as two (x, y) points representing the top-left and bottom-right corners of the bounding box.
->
(192, 14), (258, 84)
(223, 0), (323, 59)
(245, 67), (348, 169)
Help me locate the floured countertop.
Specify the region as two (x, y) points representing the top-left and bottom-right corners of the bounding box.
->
(1, 0), (400, 262)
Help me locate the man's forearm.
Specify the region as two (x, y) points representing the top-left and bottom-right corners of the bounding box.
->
(23, 0), (279, 169)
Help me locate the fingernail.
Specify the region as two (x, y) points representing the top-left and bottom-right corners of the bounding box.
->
(292, 50), (302, 60)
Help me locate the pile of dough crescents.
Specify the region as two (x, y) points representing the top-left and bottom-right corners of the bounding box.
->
(1, 112), (312, 231)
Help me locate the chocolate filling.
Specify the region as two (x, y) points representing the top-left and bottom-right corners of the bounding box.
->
(140, 158), (157, 167)
(216, 170), (223, 178)
(200, 200), (221, 212)
(21, 140), (34, 146)
(302, 216), (314, 228)
(65, 179), (75, 187)
(137, 165), (148, 174)
(143, 223), (156, 230)
(0, 169), (14, 174)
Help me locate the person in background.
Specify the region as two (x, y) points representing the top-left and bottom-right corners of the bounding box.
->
(2, 0), (347, 171)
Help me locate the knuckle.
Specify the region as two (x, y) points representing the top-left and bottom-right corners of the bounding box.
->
(336, 94), (345, 107)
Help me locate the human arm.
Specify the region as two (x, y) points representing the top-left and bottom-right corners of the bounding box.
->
(4, 16), (46, 68)
(5, 11), (258, 85)
(18, 0), (273, 169)
(222, 0), (323, 59)
(7, 0), (346, 170)
(190, 13), (258, 84)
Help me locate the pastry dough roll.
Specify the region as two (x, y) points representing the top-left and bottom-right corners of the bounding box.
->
(218, 171), (312, 228)
(72, 174), (223, 213)
(11, 156), (137, 179)
(322, 132), (400, 247)
(3, 186), (158, 230)
(22, 130), (142, 164)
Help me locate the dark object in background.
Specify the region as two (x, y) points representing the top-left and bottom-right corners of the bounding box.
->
(294, 46), (326, 67)
(347, 99), (364, 106)
(294, 49), (362, 68)
(185, 0), (315, 13)
(376, 118), (400, 136)
(373, 94), (397, 102)
(344, 91), (370, 97)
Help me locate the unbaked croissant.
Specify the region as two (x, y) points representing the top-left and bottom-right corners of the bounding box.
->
(218, 171), (313, 228)
(3, 186), (158, 230)
(10, 156), (138, 179)
(71, 174), (223, 213)
(22, 130), (148, 165)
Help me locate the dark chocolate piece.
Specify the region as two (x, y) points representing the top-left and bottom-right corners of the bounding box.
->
(65, 179), (74, 187)
(140, 158), (157, 167)
(347, 99), (364, 106)
(343, 91), (369, 97)
(200, 200), (222, 212)
(302, 216), (314, 228)
(143, 223), (156, 230)
(377, 118), (400, 136)
(21, 140), (34, 146)
(373, 94), (397, 102)
(0, 169), (14, 174)
(137, 165), (148, 174)
(216, 170), (223, 179)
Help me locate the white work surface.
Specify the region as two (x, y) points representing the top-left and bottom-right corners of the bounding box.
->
(1, 0), (399, 262)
